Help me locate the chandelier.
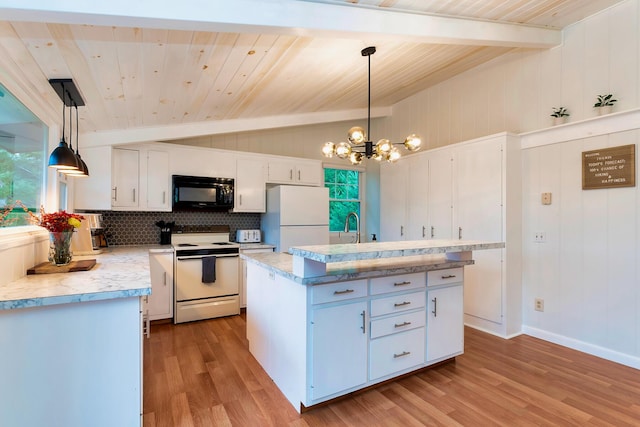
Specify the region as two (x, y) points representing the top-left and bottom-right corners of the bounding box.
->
(321, 46), (421, 165)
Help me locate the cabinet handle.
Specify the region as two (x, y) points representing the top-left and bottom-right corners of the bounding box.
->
(394, 301), (411, 307)
(133, 188), (136, 203)
(441, 274), (456, 279)
(334, 289), (354, 295)
(361, 310), (366, 334)
(458, 227), (462, 240)
(112, 186), (118, 201)
(400, 226), (404, 236)
(432, 297), (438, 317)
(298, 170), (301, 181)
(394, 321), (412, 328)
(431, 226), (435, 238)
(422, 226), (426, 238)
(393, 281), (411, 287)
(290, 169), (293, 180)
(145, 310), (150, 338)
(239, 194), (243, 205)
(393, 351), (411, 358)
(163, 272), (167, 286)
(162, 191), (166, 204)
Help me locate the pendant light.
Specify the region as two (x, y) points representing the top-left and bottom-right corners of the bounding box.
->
(47, 81), (78, 170)
(63, 103), (90, 177)
(321, 46), (422, 165)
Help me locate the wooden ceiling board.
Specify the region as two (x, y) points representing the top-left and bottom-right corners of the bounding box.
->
(140, 28), (169, 127)
(114, 27), (144, 128)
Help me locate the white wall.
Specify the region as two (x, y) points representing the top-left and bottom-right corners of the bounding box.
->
(391, 0), (640, 367)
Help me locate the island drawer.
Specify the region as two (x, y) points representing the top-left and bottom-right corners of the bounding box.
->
(311, 280), (368, 305)
(370, 291), (425, 317)
(370, 272), (425, 295)
(427, 268), (463, 287)
(370, 310), (425, 339)
(369, 327), (425, 380)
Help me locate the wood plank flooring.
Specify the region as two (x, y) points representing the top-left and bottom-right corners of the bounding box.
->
(143, 312), (640, 426)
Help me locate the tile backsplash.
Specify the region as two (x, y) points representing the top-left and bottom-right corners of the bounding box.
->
(84, 211), (261, 246)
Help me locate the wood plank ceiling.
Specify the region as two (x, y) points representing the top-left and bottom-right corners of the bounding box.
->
(0, 0), (624, 144)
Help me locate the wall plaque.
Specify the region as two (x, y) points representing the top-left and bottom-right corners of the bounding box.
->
(582, 144), (636, 190)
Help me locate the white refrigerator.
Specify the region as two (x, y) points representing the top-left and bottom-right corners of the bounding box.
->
(262, 185), (330, 253)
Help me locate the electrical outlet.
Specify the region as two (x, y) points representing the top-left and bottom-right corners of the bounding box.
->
(534, 298), (544, 312)
(534, 231), (546, 243)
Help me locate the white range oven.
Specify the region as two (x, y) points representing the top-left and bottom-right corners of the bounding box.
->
(171, 226), (240, 323)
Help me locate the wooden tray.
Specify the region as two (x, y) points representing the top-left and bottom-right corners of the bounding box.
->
(27, 259), (97, 275)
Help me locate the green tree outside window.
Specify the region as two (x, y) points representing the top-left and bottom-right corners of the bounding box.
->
(324, 168), (360, 232)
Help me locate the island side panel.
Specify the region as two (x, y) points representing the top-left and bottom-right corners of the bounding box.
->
(246, 263), (308, 411)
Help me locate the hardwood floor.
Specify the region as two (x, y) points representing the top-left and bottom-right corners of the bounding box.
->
(143, 313), (640, 426)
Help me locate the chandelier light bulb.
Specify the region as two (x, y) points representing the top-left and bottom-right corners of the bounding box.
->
(348, 126), (366, 145)
(404, 134), (422, 151)
(349, 151), (363, 165)
(376, 139), (392, 153)
(322, 142), (336, 157)
(335, 142), (352, 159)
(387, 147), (402, 163)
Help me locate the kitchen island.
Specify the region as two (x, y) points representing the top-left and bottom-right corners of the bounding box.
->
(242, 239), (504, 412)
(0, 246), (152, 427)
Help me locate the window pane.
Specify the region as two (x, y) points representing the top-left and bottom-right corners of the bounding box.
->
(329, 201), (360, 232)
(0, 83), (46, 228)
(325, 167), (360, 232)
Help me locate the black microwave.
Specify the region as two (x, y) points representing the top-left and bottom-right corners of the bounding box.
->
(172, 175), (234, 211)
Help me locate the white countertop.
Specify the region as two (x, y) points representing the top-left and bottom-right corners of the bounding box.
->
(0, 246), (155, 310)
(288, 239), (505, 264)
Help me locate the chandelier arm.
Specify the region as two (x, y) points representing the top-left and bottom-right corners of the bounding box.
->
(367, 51), (371, 147)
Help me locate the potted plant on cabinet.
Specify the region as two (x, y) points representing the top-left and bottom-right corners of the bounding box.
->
(593, 94), (617, 115)
(550, 107), (569, 125)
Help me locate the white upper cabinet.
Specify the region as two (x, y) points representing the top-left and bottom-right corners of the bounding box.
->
(146, 150), (170, 210)
(111, 148), (139, 208)
(234, 157), (266, 212)
(379, 162), (408, 241)
(407, 155), (429, 240)
(267, 159), (322, 186)
(426, 149), (454, 240)
(74, 146), (112, 210)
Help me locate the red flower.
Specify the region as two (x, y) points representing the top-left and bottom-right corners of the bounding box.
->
(39, 210), (85, 233)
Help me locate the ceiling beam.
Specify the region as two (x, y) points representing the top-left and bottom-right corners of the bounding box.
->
(81, 106), (392, 147)
(0, 0), (561, 48)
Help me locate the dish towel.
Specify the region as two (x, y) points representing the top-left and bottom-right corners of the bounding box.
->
(202, 256), (217, 283)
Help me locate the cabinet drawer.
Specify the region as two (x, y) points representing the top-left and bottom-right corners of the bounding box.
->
(370, 310), (425, 339)
(370, 328), (425, 380)
(370, 272), (425, 295)
(312, 280), (367, 305)
(427, 268), (463, 287)
(370, 291), (425, 317)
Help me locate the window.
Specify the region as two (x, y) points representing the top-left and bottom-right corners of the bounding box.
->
(324, 168), (360, 232)
(0, 82), (47, 228)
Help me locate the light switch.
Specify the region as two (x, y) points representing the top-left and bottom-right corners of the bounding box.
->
(541, 192), (552, 205)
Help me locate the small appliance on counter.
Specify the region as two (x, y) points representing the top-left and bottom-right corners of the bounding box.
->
(155, 220), (175, 245)
(71, 213), (105, 255)
(236, 229), (261, 243)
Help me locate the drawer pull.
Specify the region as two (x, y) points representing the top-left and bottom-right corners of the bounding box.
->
(394, 321), (412, 328)
(393, 281), (411, 287)
(441, 274), (456, 279)
(394, 301), (411, 307)
(334, 289), (355, 295)
(393, 351), (411, 358)
(432, 297), (438, 317)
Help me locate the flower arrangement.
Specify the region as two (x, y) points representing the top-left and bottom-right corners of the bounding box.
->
(550, 107), (569, 118)
(39, 210), (84, 232)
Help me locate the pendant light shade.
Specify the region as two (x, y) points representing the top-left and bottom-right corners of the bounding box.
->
(48, 137), (79, 170)
(63, 104), (90, 177)
(321, 46), (421, 165)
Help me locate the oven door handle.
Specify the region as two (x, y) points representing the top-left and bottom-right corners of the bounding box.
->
(176, 255), (239, 261)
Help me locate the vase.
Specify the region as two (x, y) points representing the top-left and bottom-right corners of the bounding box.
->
(48, 231), (74, 266)
(596, 105), (613, 115)
(552, 116), (567, 126)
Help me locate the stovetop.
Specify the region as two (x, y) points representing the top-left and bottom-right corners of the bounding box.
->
(170, 224), (239, 250)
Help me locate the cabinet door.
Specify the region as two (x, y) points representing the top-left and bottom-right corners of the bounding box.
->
(311, 301), (367, 400)
(146, 150), (170, 210)
(112, 148), (139, 208)
(148, 252), (173, 320)
(427, 284), (463, 362)
(379, 161), (407, 241)
(267, 161), (295, 183)
(427, 149), (453, 239)
(235, 158), (266, 212)
(74, 146), (112, 210)
(295, 161), (322, 186)
(407, 155), (428, 240)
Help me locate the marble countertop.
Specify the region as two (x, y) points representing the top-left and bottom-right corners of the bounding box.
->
(288, 239), (504, 263)
(241, 251), (474, 285)
(239, 243), (276, 250)
(0, 246), (155, 310)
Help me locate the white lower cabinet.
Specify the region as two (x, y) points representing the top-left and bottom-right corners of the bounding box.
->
(311, 301), (368, 399)
(427, 283), (464, 363)
(148, 250), (174, 321)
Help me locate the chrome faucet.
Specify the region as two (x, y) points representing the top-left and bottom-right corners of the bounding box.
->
(344, 212), (361, 243)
